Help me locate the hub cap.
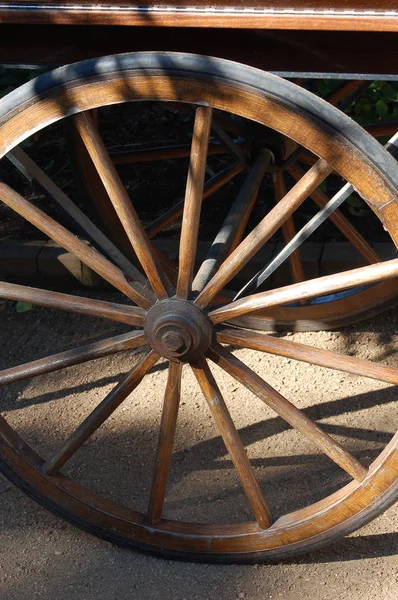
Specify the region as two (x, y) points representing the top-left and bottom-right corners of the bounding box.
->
(144, 298), (213, 362)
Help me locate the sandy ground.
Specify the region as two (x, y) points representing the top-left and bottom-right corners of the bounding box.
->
(0, 296), (397, 600)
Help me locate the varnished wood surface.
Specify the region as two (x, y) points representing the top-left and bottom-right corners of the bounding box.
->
(231, 279), (398, 332)
(0, 282), (147, 325)
(147, 361), (182, 526)
(195, 159), (333, 309)
(0, 330), (147, 386)
(192, 358), (272, 528)
(0, 2), (397, 32)
(65, 114), (139, 264)
(177, 106), (213, 298)
(0, 181), (154, 308)
(1, 435), (397, 557)
(73, 112), (170, 300)
(2, 0), (396, 7)
(217, 327), (398, 385)
(210, 259), (398, 323)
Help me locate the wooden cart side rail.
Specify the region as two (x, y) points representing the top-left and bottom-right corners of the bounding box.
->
(0, 2), (397, 32)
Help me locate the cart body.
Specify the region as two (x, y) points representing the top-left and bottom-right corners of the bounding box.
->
(0, 1), (397, 78)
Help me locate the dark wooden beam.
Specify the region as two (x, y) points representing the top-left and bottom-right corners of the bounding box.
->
(0, 25), (397, 78)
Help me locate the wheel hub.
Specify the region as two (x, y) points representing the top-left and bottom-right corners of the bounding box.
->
(144, 298), (213, 362)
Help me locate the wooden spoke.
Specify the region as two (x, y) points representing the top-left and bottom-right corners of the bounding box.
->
(192, 150), (272, 294)
(0, 282), (146, 326)
(0, 182), (154, 309)
(296, 153), (317, 167)
(73, 112), (170, 299)
(326, 80), (366, 107)
(147, 361), (182, 526)
(191, 358), (272, 528)
(43, 350), (159, 476)
(228, 189), (259, 255)
(210, 258), (398, 324)
(0, 330), (146, 387)
(195, 158), (332, 309)
(212, 112), (249, 138)
(208, 344), (367, 482)
(364, 122), (398, 139)
(111, 140), (234, 165)
(274, 172), (305, 284)
(288, 163), (380, 264)
(145, 162), (244, 239)
(176, 106), (213, 298)
(7, 146), (145, 284)
(216, 327), (398, 385)
(210, 121), (247, 166)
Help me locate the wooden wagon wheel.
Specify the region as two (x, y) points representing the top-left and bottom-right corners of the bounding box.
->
(63, 74), (398, 332)
(1, 53), (398, 561)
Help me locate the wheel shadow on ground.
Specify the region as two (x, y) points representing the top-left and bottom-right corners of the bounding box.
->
(285, 532), (398, 563)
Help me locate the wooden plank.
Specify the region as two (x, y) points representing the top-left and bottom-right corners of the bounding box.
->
(0, 26), (396, 79)
(0, 5), (396, 32)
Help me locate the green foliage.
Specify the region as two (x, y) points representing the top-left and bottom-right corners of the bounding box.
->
(351, 82), (398, 124)
(15, 302), (33, 313)
(315, 80), (340, 98)
(315, 79), (398, 125)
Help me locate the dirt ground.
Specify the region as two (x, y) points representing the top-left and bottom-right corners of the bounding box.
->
(1, 295), (397, 600)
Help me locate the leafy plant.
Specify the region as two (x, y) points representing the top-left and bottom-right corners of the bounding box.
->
(315, 79), (398, 126)
(15, 301), (33, 313)
(350, 82), (398, 125)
